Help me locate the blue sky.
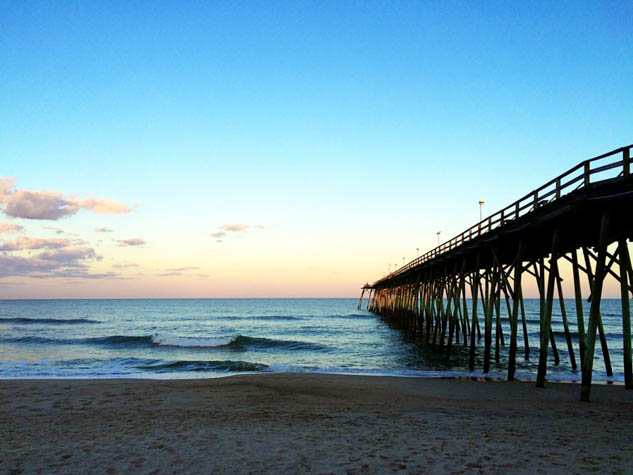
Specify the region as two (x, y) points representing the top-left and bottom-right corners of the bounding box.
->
(1, 1), (631, 297)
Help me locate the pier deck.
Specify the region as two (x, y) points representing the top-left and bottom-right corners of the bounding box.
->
(360, 145), (633, 401)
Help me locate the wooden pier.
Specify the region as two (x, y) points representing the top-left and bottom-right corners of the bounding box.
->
(359, 145), (633, 401)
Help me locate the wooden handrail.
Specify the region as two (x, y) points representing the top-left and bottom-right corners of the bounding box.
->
(372, 145), (632, 286)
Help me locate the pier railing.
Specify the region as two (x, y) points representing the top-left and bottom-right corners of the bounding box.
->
(373, 144), (632, 286)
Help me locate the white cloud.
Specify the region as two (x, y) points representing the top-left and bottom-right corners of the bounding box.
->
(112, 262), (139, 269)
(0, 176), (132, 220)
(0, 237), (71, 251)
(0, 223), (24, 233)
(158, 266), (200, 277)
(219, 224), (250, 232)
(0, 240), (109, 280)
(117, 238), (146, 247)
(38, 246), (99, 263)
(211, 223), (264, 242)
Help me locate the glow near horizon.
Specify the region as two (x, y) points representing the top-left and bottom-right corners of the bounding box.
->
(1, 1), (632, 298)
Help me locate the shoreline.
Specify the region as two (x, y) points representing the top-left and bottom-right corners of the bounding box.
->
(0, 368), (626, 385)
(2, 373), (632, 473)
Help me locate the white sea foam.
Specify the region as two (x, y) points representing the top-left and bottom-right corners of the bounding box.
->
(151, 334), (235, 348)
(265, 363), (310, 373)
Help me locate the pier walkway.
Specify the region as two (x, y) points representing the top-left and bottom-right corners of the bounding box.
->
(359, 145), (633, 401)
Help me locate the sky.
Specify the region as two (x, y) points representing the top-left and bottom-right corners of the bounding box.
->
(1, 1), (632, 298)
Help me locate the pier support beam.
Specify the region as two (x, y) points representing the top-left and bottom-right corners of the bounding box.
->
(537, 230), (559, 388)
(581, 214), (609, 402)
(508, 241), (524, 381)
(618, 239), (632, 389)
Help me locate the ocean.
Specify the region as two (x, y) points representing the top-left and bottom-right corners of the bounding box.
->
(0, 298), (628, 381)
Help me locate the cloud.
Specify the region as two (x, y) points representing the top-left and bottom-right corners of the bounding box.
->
(0, 223), (24, 233)
(0, 237), (71, 251)
(0, 177), (132, 220)
(211, 223), (264, 242)
(38, 246), (99, 263)
(78, 198), (130, 214)
(37, 270), (120, 280)
(0, 241), (109, 279)
(0, 255), (62, 277)
(112, 262), (139, 269)
(158, 266), (200, 277)
(94, 227), (112, 233)
(117, 238), (146, 247)
(0, 178), (16, 197)
(43, 226), (64, 234)
(1, 189), (77, 220)
(219, 224), (249, 232)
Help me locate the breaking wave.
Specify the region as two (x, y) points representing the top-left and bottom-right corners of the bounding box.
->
(2, 334), (329, 352)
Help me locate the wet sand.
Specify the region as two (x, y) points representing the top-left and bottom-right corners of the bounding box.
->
(1, 374), (632, 474)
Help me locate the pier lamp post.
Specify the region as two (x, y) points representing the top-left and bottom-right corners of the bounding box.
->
(402, 257), (405, 266)
(478, 200), (485, 231)
(436, 231), (441, 245)
(416, 247), (419, 257)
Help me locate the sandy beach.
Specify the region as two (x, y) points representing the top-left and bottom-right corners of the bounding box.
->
(1, 374), (632, 474)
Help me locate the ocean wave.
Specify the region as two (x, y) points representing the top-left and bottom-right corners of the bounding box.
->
(0, 354), (625, 381)
(1, 336), (62, 345)
(212, 313), (373, 321)
(333, 313), (376, 319)
(151, 334), (235, 348)
(0, 317), (101, 325)
(228, 335), (329, 351)
(0, 335), (153, 347)
(265, 363), (313, 373)
(0, 356), (267, 377)
(135, 359), (267, 373)
(219, 315), (304, 321)
(151, 334), (328, 351)
(0, 357), (624, 381)
(1, 333), (329, 352)
(88, 335), (154, 347)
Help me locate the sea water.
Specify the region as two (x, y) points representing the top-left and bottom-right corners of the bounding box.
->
(0, 298), (628, 381)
